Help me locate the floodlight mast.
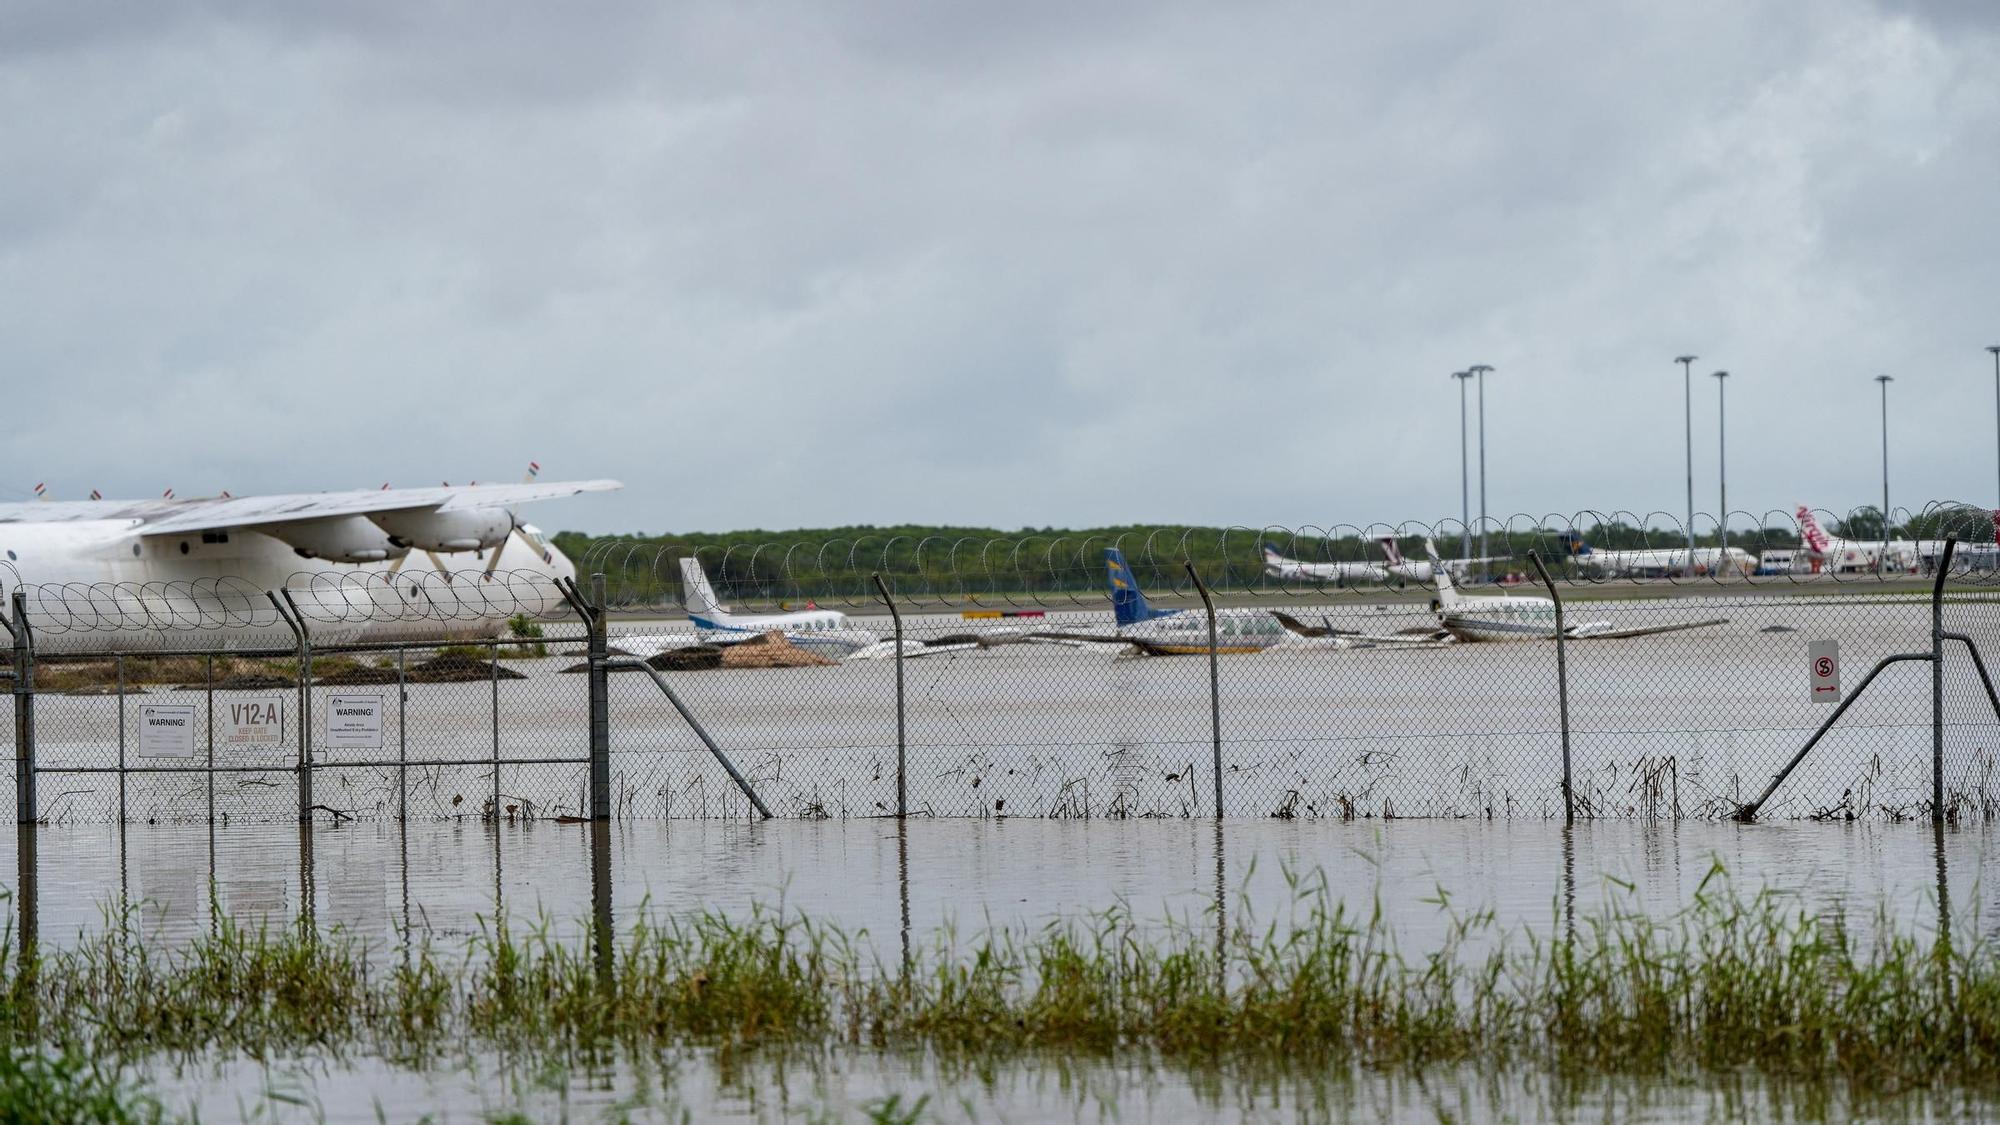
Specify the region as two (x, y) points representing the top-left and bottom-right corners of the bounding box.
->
(1453, 370), (1474, 558)
(1712, 370), (1729, 555)
(1469, 364), (1494, 565)
(1675, 355), (1698, 575)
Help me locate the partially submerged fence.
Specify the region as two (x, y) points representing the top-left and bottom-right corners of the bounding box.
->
(4, 525), (1999, 825)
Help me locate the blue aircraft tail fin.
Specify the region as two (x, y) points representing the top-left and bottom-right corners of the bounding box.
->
(1104, 548), (1174, 627)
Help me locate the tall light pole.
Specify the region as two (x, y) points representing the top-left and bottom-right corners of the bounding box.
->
(1876, 373), (1893, 575)
(1453, 370), (1474, 558)
(1988, 345), (2000, 505)
(1675, 355), (1698, 575)
(1470, 364), (1494, 567)
(1712, 370), (1729, 556)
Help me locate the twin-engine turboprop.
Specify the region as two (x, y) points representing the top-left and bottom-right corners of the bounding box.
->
(1424, 541), (1726, 642)
(0, 479), (619, 650)
(1374, 536), (1510, 583)
(676, 558), (878, 657)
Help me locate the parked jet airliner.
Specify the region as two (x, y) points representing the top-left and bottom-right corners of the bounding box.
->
(1262, 544), (1387, 584)
(1794, 505), (1924, 574)
(1557, 533), (1756, 578)
(0, 478), (619, 651)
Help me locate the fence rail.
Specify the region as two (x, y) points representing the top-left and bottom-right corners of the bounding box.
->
(3, 524), (1999, 826)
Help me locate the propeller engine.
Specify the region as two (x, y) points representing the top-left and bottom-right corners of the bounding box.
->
(368, 509), (514, 553)
(265, 516), (411, 564)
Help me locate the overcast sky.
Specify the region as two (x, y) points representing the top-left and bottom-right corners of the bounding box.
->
(2, 1), (1997, 536)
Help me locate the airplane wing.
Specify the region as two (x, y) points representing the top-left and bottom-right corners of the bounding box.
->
(1024, 629), (1195, 655)
(1272, 611), (1451, 644)
(848, 639), (982, 660)
(1568, 618), (1729, 641)
(0, 481), (621, 533)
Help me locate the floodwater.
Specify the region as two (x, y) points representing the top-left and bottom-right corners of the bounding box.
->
(4, 818), (1995, 1120)
(18, 593), (2000, 826)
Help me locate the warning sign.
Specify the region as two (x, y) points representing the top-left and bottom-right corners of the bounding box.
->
(138, 705), (197, 759)
(221, 698), (284, 746)
(325, 694), (383, 749)
(1809, 639), (1840, 704)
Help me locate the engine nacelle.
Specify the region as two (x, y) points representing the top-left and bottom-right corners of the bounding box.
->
(368, 508), (513, 553)
(264, 517), (410, 564)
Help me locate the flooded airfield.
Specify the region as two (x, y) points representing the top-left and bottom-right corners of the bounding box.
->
(6, 586), (1999, 1119)
(20, 592), (2000, 826)
(4, 817), (1996, 1120)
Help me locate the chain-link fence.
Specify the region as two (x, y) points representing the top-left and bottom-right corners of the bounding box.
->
(6, 505), (2000, 824)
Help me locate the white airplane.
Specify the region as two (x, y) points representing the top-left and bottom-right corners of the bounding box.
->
(1076, 549), (1454, 654)
(1795, 505), (1922, 574)
(0, 477), (619, 651)
(1426, 541), (1725, 642)
(1557, 532), (1756, 578)
(1102, 548), (1297, 652)
(1262, 543), (1387, 584)
(1374, 536), (1509, 583)
(677, 557), (878, 658)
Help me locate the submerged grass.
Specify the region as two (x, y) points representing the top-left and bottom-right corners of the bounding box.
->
(0, 865), (1993, 1104)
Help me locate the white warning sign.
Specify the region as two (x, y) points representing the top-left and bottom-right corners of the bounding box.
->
(1809, 639), (1840, 704)
(221, 698), (284, 746)
(325, 694), (383, 749)
(138, 704), (197, 759)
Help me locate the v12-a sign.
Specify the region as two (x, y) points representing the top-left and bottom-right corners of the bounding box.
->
(222, 699), (284, 746)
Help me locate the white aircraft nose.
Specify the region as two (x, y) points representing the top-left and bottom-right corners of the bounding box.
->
(546, 542), (580, 585)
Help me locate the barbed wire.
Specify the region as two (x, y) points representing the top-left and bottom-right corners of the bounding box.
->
(581, 501), (2000, 611)
(0, 568), (575, 635)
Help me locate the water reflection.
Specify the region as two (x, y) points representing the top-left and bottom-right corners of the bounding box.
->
(3, 817), (1994, 962)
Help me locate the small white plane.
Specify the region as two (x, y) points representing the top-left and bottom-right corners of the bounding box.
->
(1032, 548), (1294, 654)
(1262, 543), (1387, 584)
(1557, 531), (1756, 578)
(677, 557), (878, 657)
(0, 476), (620, 651)
(1426, 541), (1726, 642)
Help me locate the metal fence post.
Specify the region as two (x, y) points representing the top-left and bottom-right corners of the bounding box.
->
(1931, 549), (1944, 819)
(8, 590), (34, 825)
(872, 573), (906, 817)
(116, 654), (127, 824)
(558, 574), (612, 821)
(490, 638), (501, 820)
(1528, 552), (1575, 823)
(397, 647), (408, 822)
(589, 573), (609, 820)
(269, 591), (311, 822)
(205, 653), (216, 825)
(1184, 561), (1223, 818)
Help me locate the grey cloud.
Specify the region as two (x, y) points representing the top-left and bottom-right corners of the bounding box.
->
(2, 0), (1998, 536)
